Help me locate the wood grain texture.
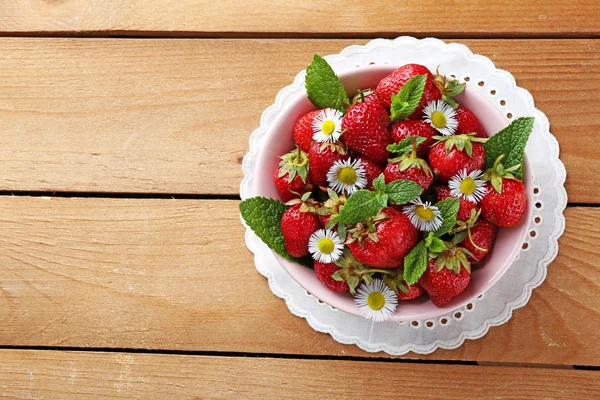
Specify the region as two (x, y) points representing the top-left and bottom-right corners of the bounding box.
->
(0, 197), (597, 365)
(0, 38), (597, 201)
(1, 350), (599, 400)
(1, 0), (599, 37)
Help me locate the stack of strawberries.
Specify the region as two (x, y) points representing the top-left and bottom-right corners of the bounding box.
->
(241, 54), (533, 322)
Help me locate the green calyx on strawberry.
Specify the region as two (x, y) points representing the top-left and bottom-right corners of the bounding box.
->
(388, 136), (433, 175)
(433, 67), (466, 109)
(331, 248), (389, 294)
(428, 133), (488, 182)
(431, 241), (474, 274)
(483, 154), (521, 194)
(382, 267), (410, 296)
(345, 210), (388, 247)
(432, 133), (487, 158)
(278, 146), (310, 184)
(316, 189), (348, 239)
(285, 191), (321, 214)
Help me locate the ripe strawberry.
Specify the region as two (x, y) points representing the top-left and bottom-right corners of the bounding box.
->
(391, 120), (437, 158)
(480, 156), (527, 227)
(314, 261), (350, 292)
(280, 203), (322, 257)
(308, 141), (348, 187)
(346, 207), (418, 268)
(375, 64), (442, 118)
(419, 245), (471, 307)
(456, 106), (487, 139)
(293, 110), (321, 152)
(428, 134), (486, 183)
(398, 282), (425, 300)
(273, 147), (311, 202)
(459, 219), (497, 262)
(435, 185), (478, 222)
(357, 156), (384, 190)
(384, 157), (433, 191)
(342, 100), (391, 164)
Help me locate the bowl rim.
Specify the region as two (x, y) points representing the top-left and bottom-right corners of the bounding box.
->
(256, 64), (533, 321)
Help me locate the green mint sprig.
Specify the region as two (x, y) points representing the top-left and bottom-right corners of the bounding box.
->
(484, 117), (535, 180)
(433, 197), (460, 237)
(387, 136), (427, 155)
(390, 74), (427, 122)
(239, 197), (313, 267)
(337, 174), (423, 224)
(305, 54), (350, 113)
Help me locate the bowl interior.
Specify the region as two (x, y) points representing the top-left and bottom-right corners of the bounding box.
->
(254, 65), (533, 321)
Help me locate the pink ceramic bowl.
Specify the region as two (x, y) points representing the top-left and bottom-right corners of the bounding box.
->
(254, 65), (533, 321)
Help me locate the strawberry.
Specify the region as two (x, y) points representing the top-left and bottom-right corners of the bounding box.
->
(456, 105), (487, 139)
(391, 120), (437, 158)
(280, 203), (322, 257)
(273, 147), (311, 202)
(293, 110), (321, 152)
(346, 207), (418, 268)
(398, 282), (425, 300)
(459, 219), (497, 262)
(357, 156), (384, 190)
(428, 134), (486, 183)
(317, 189), (346, 230)
(435, 185), (478, 222)
(308, 141), (348, 187)
(375, 64), (442, 118)
(419, 244), (472, 307)
(384, 156), (433, 191)
(480, 155), (527, 227)
(314, 261), (350, 292)
(342, 100), (391, 164)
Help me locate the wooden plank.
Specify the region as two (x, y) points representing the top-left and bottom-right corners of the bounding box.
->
(0, 197), (597, 365)
(1, 1), (599, 37)
(0, 38), (597, 201)
(1, 350), (599, 399)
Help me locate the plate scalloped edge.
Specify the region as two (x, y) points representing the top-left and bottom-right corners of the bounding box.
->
(239, 36), (567, 355)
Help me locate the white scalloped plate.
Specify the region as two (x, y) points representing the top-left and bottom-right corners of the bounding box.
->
(240, 37), (567, 354)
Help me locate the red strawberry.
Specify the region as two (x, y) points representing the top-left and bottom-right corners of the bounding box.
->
(375, 64), (442, 118)
(384, 158), (433, 191)
(364, 92), (384, 107)
(280, 204), (322, 257)
(342, 101), (391, 164)
(357, 156), (384, 190)
(391, 120), (437, 158)
(346, 207), (418, 268)
(481, 178), (527, 227)
(456, 106), (487, 139)
(419, 245), (471, 307)
(435, 186), (478, 222)
(273, 148), (311, 202)
(314, 261), (350, 292)
(398, 282), (425, 300)
(459, 219), (497, 262)
(293, 110), (321, 152)
(308, 141), (348, 187)
(428, 135), (486, 183)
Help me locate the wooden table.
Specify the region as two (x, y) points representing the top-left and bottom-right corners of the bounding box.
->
(1, 1), (599, 398)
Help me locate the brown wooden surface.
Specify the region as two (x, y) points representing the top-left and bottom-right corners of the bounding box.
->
(1, 0), (599, 37)
(0, 38), (597, 201)
(1, 350), (599, 399)
(0, 197), (596, 366)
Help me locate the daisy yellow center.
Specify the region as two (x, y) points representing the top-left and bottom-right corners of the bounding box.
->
(460, 177), (476, 195)
(317, 237), (335, 254)
(415, 205), (434, 221)
(431, 111), (447, 128)
(338, 167), (357, 184)
(322, 120), (336, 135)
(367, 292), (385, 311)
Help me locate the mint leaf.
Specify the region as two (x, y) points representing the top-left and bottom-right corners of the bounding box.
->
(305, 54), (349, 113)
(484, 117), (534, 180)
(239, 197), (312, 267)
(387, 136), (426, 155)
(425, 232), (447, 253)
(337, 190), (382, 224)
(434, 197), (460, 237)
(383, 180), (423, 205)
(372, 173), (385, 192)
(390, 75), (427, 122)
(403, 240), (428, 285)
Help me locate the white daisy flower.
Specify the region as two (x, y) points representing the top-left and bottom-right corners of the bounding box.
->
(403, 198), (443, 232)
(312, 108), (344, 143)
(448, 169), (488, 204)
(354, 278), (398, 322)
(308, 229), (344, 263)
(326, 158), (367, 195)
(423, 100), (458, 136)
